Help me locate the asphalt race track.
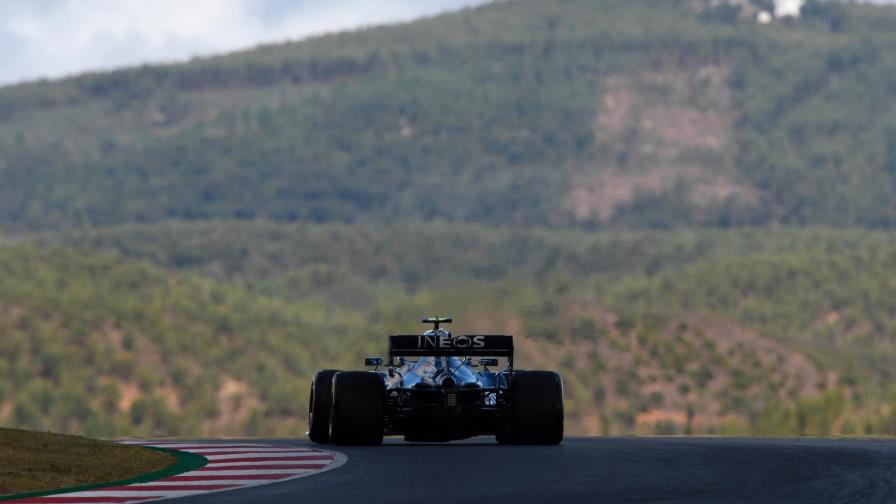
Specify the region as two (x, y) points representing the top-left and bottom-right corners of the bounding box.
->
(167, 437), (896, 504)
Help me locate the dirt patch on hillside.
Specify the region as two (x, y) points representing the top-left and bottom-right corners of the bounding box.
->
(204, 376), (263, 435)
(117, 381), (140, 412)
(0, 401), (12, 421)
(597, 68), (733, 149)
(569, 165), (751, 221)
(567, 65), (757, 222)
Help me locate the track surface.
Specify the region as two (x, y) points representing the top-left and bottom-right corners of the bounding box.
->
(166, 437), (896, 504)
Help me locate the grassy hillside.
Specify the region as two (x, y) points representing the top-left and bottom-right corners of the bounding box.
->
(3, 0), (896, 231)
(0, 428), (173, 496)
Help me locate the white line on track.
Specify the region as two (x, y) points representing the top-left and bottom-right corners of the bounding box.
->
(203, 451), (319, 460)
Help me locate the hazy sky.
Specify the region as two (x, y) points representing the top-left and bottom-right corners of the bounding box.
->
(1, 0), (894, 87)
(0, 0), (487, 86)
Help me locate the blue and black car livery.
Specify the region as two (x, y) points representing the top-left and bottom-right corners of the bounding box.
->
(307, 317), (564, 445)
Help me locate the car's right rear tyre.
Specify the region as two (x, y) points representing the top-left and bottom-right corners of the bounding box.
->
(499, 370), (564, 445)
(308, 369), (339, 444)
(329, 371), (385, 446)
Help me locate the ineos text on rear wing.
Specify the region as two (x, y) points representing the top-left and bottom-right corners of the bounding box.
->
(389, 335), (513, 358)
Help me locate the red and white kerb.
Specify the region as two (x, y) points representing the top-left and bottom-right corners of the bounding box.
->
(7, 441), (345, 503)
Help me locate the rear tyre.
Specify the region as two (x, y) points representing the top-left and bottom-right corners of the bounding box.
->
(308, 369), (339, 444)
(500, 371), (564, 445)
(330, 371), (385, 445)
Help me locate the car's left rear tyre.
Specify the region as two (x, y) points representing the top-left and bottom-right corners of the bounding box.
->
(308, 369), (339, 444)
(329, 371), (385, 446)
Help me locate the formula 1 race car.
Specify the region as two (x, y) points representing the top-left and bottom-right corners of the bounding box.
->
(307, 317), (563, 445)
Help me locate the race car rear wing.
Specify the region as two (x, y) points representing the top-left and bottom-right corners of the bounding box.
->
(388, 334), (514, 359)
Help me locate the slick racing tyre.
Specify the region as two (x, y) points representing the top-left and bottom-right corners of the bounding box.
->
(308, 369), (339, 444)
(500, 371), (564, 445)
(330, 371), (385, 445)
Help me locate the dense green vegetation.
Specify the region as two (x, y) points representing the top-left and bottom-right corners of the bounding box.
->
(0, 222), (891, 436)
(0, 246), (380, 437)
(603, 247), (896, 435)
(3, 0), (896, 230)
(47, 220), (896, 301)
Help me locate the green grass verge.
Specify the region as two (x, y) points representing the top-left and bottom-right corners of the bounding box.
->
(0, 428), (180, 497)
